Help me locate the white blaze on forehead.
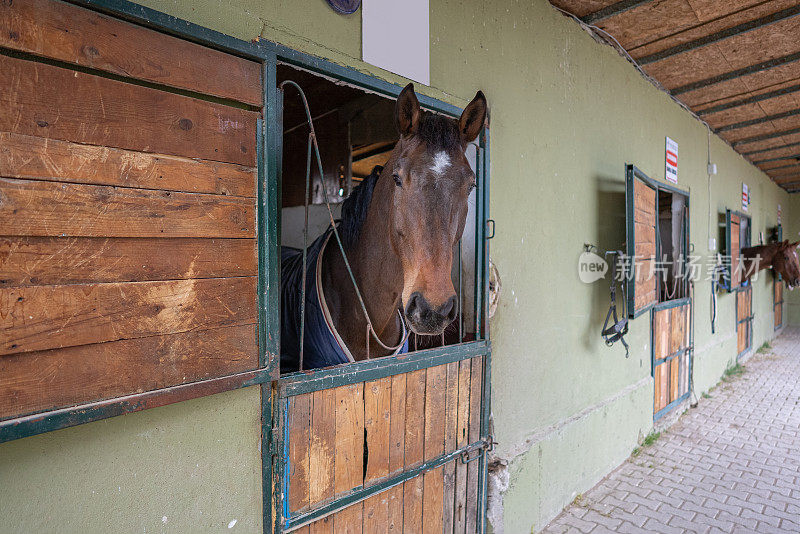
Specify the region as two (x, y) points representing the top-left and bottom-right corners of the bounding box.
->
(430, 151), (451, 176)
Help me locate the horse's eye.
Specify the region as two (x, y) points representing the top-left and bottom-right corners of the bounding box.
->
(469, 181), (477, 191)
(393, 174), (402, 187)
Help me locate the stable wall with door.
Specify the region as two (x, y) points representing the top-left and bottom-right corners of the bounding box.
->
(0, 0), (795, 533)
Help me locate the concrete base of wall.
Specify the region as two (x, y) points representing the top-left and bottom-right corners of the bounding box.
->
(490, 376), (652, 533)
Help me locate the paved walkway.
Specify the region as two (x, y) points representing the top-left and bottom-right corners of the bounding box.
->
(543, 328), (800, 533)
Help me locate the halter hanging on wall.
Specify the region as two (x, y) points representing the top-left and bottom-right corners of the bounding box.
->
(594, 246), (630, 358)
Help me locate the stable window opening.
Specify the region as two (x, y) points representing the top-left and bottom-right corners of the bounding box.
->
(277, 63), (485, 375)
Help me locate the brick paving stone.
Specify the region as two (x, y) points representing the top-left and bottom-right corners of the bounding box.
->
(541, 329), (800, 533)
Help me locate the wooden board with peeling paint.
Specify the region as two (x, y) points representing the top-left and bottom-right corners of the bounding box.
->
(0, 0), (263, 424)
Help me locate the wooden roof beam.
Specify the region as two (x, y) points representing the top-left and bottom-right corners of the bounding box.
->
(743, 140), (800, 156)
(767, 162), (800, 173)
(753, 152), (800, 165)
(671, 51), (800, 96)
(638, 5), (800, 65)
(580, 0), (656, 25)
(716, 107), (800, 133)
(698, 83), (800, 116)
(733, 126), (800, 147)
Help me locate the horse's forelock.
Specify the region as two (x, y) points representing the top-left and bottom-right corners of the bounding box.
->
(416, 112), (461, 153)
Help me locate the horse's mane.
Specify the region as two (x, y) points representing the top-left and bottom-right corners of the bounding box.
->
(339, 113), (460, 249)
(340, 165), (381, 249)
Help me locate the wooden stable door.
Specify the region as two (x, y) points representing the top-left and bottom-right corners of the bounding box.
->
(280, 357), (486, 533)
(737, 285), (753, 358)
(651, 302), (691, 419)
(0, 0), (262, 423)
(774, 280), (784, 330)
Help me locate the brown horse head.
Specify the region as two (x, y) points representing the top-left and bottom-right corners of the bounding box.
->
(387, 84), (487, 335)
(772, 240), (800, 289)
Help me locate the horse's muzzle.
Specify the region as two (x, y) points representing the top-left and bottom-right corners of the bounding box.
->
(404, 291), (458, 335)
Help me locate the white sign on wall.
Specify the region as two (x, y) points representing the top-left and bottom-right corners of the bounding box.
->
(362, 0), (430, 85)
(742, 183), (750, 211)
(665, 137), (678, 184)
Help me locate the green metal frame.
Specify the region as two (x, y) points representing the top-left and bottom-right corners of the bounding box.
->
(722, 209), (752, 292)
(625, 164), (690, 319)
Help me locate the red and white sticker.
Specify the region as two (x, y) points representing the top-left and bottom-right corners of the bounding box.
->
(665, 137), (678, 184)
(742, 183), (749, 211)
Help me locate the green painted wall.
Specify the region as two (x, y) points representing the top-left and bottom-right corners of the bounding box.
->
(0, 0), (793, 532)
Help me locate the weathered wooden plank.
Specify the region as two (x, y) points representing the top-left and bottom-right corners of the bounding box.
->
(334, 383), (364, 496)
(333, 502), (363, 534)
(402, 475), (424, 533)
(0, 178), (255, 238)
(0, 323), (256, 419)
(670, 355), (680, 403)
(654, 308), (670, 359)
(653, 361), (662, 413)
(0, 0), (263, 105)
(0, 236), (256, 287)
(309, 388), (336, 508)
(465, 356), (483, 534)
(363, 491), (389, 534)
(308, 515), (334, 534)
(388, 373), (407, 475)
(422, 365), (446, 533)
(365, 377), (392, 484)
(404, 369), (426, 469)
(422, 465), (444, 534)
(0, 54), (257, 165)
(0, 132), (256, 196)
(288, 393), (312, 514)
(1, 276), (256, 355)
(442, 361), (459, 533)
(386, 485), (404, 533)
(731, 219), (741, 288)
(453, 359), (471, 532)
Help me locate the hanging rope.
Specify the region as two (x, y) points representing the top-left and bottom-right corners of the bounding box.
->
(279, 81), (411, 369)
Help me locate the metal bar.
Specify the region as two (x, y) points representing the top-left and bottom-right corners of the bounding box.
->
(283, 439), (488, 530)
(273, 396), (288, 534)
(654, 347), (689, 366)
(638, 4), (800, 65)
(716, 107), (800, 133)
(0, 368), (271, 444)
(581, 0), (655, 25)
(733, 126), (800, 147)
(698, 83), (800, 116)
(651, 296), (692, 311)
(653, 391), (691, 421)
(278, 341), (490, 397)
(671, 51), (800, 96)
(458, 238), (464, 343)
(474, 144), (485, 338)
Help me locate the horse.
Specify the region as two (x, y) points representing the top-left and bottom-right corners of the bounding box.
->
(280, 84), (487, 372)
(741, 240), (800, 288)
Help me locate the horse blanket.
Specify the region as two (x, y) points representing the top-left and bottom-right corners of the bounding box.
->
(280, 227), (409, 372)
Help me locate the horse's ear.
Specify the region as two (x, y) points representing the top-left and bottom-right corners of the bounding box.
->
(459, 91), (487, 145)
(395, 83), (420, 137)
(792, 240), (800, 249)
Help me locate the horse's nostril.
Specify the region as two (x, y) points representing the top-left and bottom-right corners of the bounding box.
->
(441, 295), (457, 322)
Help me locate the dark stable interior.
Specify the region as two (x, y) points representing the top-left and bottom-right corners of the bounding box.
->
(657, 189), (688, 302)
